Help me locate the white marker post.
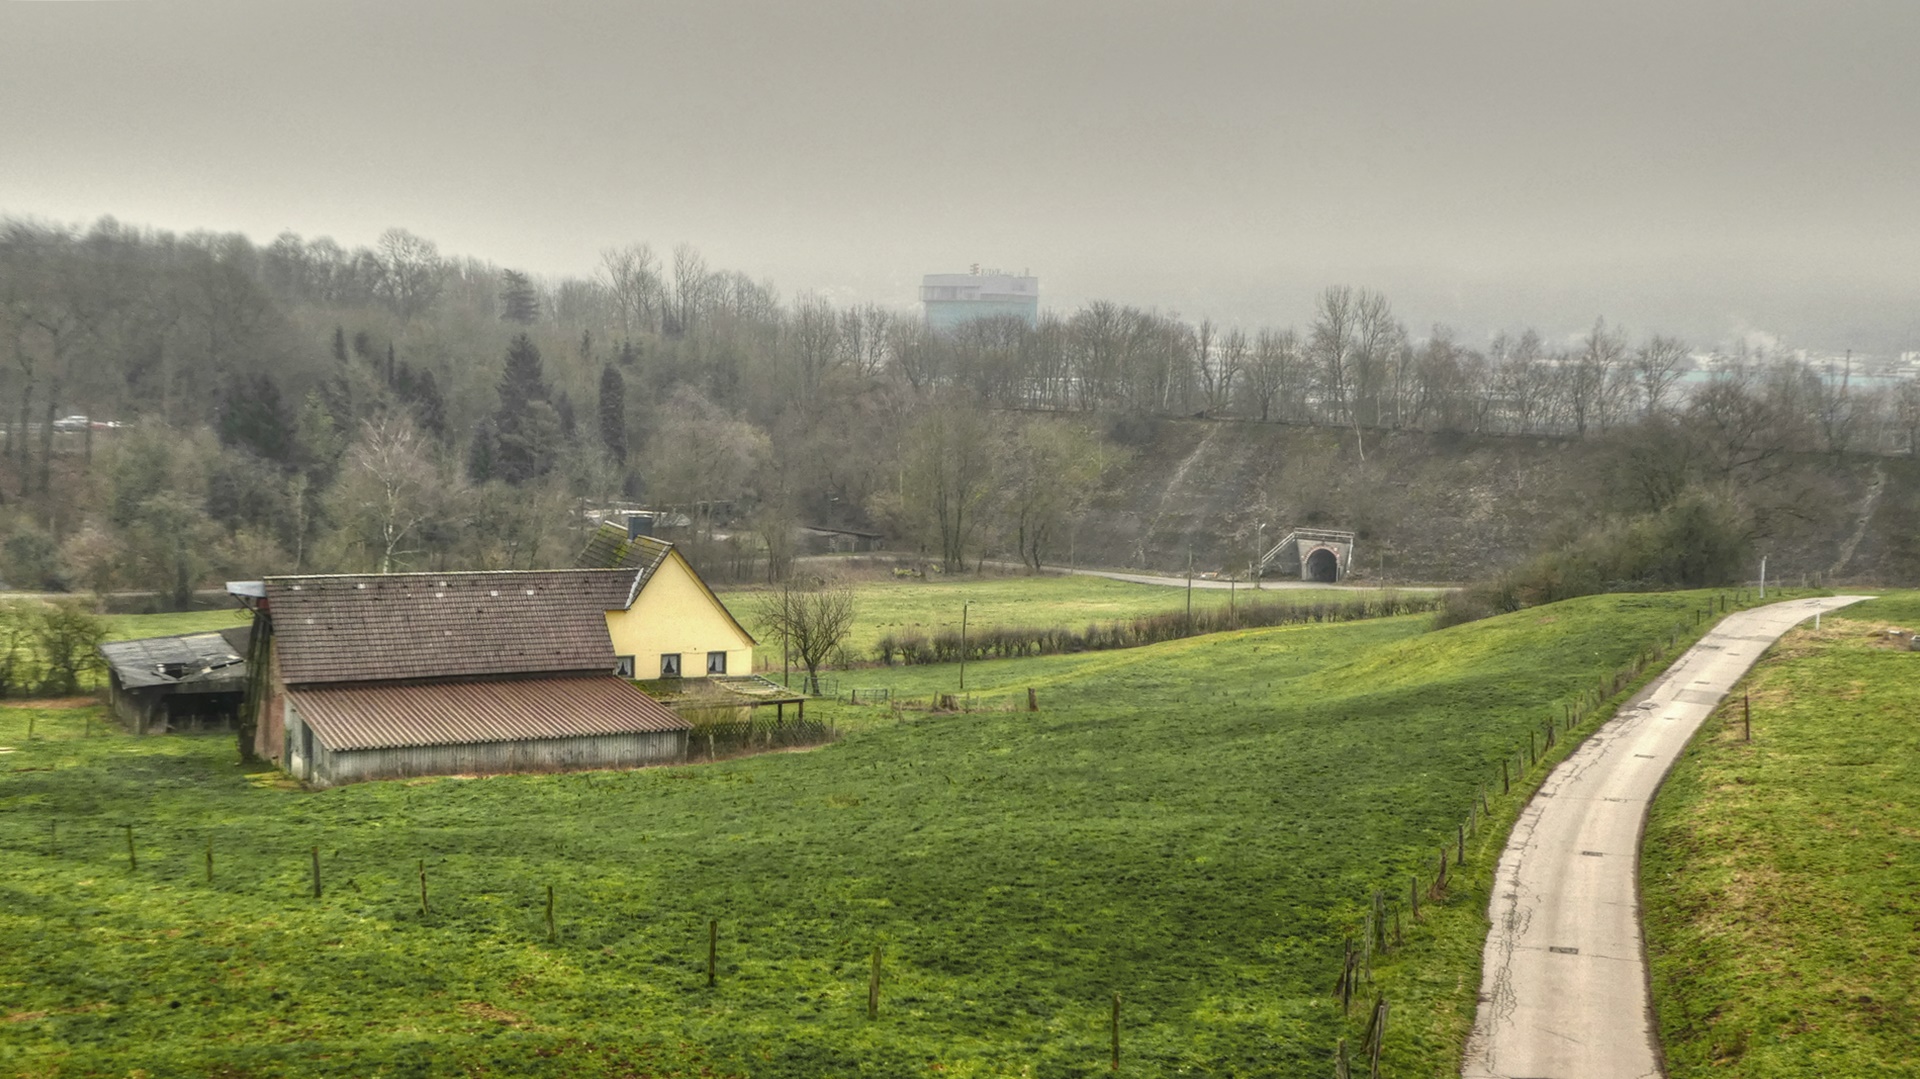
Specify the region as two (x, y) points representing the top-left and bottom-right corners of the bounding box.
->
(1759, 555), (1767, 599)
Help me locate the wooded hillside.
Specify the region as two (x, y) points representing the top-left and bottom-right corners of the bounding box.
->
(2, 215), (1910, 602)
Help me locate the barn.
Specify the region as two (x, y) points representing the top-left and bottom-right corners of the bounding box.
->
(232, 569), (689, 787)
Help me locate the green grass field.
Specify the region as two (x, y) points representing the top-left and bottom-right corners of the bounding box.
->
(1, 589), (1734, 1077)
(1643, 594), (1920, 1077)
(100, 608), (249, 642)
(718, 573), (1416, 670)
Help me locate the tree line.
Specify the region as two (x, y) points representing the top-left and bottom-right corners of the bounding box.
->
(1, 214), (1909, 603)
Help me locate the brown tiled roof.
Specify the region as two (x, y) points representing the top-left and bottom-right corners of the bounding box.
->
(288, 675), (688, 751)
(265, 570), (640, 685)
(578, 524), (673, 598)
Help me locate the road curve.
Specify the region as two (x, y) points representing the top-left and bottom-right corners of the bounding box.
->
(1461, 595), (1871, 1079)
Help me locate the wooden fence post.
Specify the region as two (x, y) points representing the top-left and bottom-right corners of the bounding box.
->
(1743, 693), (1751, 742)
(868, 944), (883, 1019)
(311, 846), (321, 898)
(708, 919), (717, 987)
(1027, 688), (1038, 712)
(124, 825), (135, 871)
(205, 837), (213, 884)
(418, 860), (429, 915)
(1502, 758), (1509, 794)
(1111, 992), (1121, 1071)
(545, 885), (556, 942)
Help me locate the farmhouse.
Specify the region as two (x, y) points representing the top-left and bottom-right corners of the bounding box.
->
(230, 569), (690, 787)
(97, 626), (251, 734)
(577, 516), (758, 680)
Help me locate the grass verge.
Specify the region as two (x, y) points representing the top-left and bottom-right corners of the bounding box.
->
(1643, 593), (1920, 1077)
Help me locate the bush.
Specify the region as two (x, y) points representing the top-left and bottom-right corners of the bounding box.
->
(1, 528), (67, 591)
(881, 592), (1445, 666)
(1435, 489), (1750, 629)
(35, 601), (108, 694)
(0, 599), (108, 696)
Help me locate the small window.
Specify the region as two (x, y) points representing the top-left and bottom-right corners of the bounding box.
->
(660, 653), (682, 678)
(614, 655), (635, 679)
(706, 650), (727, 675)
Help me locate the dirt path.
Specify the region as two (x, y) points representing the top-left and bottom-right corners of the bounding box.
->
(1460, 595), (1870, 1079)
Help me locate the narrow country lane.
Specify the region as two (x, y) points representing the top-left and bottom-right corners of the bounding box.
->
(1461, 595), (1872, 1079)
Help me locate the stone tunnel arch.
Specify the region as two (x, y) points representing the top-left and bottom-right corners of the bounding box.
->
(1304, 546), (1340, 583)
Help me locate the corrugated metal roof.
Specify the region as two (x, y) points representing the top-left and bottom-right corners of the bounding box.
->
(289, 675), (689, 751)
(98, 632), (248, 689)
(266, 569), (641, 685)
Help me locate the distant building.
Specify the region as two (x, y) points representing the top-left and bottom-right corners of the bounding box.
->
(921, 267), (1038, 332)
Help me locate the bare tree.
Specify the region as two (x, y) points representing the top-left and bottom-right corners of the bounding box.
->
(1633, 335), (1692, 417)
(670, 242), (711, 336)
(599, 242), (662, 339)
(751, 575), (857, 694)
(330, 415), (442, 573)
(842, 303), (896, 380)
(374, 227), (444, 321)
(1241, 327), (1300, 422)
(1568, 318), (1628, 436)
(786, 294), (843, 402)
(1197, 323), (1247, 415)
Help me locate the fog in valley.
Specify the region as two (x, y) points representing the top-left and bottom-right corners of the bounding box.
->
(5, 1), (1917, 353)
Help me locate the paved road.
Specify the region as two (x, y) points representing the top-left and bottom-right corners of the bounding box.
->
(1461, 594), (1870, 1079)
(986, 562), (1450, 592)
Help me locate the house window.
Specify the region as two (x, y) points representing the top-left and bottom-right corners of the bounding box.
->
(614, 655), (635, 678)
(660, 653), (682, 678)
(707, 651), (727, 675)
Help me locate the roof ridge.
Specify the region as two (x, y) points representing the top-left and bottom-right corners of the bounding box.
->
(265, 568), (636, 581)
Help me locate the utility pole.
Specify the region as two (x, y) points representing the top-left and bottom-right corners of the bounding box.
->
(959, 600), (971, 692)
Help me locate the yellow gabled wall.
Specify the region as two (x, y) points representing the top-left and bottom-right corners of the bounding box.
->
(605, 549), (756, 679)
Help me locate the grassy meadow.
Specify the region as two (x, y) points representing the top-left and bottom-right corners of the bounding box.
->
(717, 572), (1415, 671)
(1, 586), (1747, 1077)
(1643, 593), (1920, 1077)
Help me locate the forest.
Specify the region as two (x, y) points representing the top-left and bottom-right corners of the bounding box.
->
(1, 215), (1910, 604)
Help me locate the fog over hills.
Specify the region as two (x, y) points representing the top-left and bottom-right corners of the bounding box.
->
(3, 1), (1915, 355)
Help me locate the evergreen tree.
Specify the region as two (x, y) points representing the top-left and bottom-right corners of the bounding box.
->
(331, 325), (348, 363)
(218, 372), (294, 463)
(501, 270), (538, 324)
(491, 333), (553, 483)
(397, 365), (448, 443)
(466, 419), (497, 483)
(556, 391), (578, 442)
(598, 363), (628, 463)
(617, 338), (639, 367)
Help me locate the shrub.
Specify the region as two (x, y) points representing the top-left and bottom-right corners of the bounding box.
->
(32, 600), (108, 695)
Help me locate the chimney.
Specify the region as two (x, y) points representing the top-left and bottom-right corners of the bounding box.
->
(627, 513), (653, 540)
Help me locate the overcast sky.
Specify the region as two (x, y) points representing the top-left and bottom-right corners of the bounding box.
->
(4, 1), (1916, 352)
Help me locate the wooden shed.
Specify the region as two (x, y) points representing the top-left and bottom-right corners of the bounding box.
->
(98, 626), (250, 734)
(233, 570), (690, 788)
